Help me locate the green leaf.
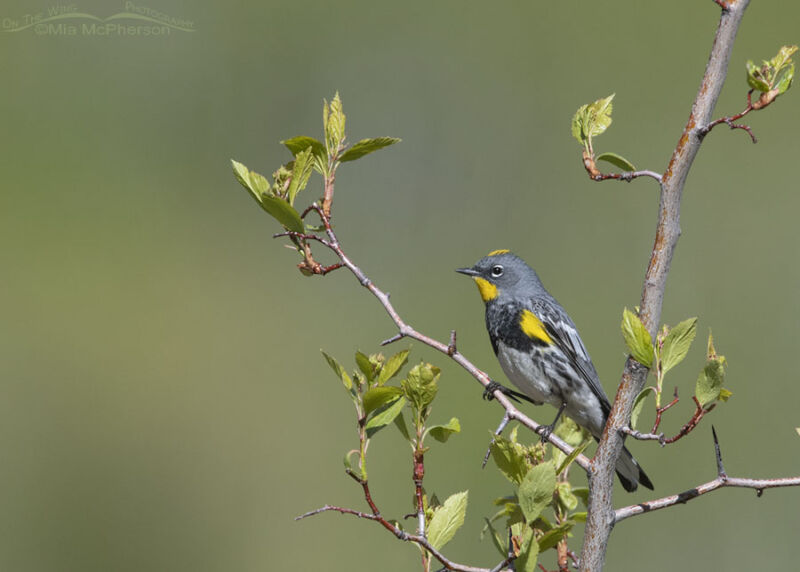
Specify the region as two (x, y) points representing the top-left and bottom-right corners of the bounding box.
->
(631, 387), (655, 430)
(259, 195), (305, 233)
(355, 351), (375, 382)
(584, 94), (615, 140)
(427, 491), (468, 550)
(572, 511), (587, 522)
(282, 136), (325, 158)
(231, 159), (259, 201)
(537, 520), (575, 552)
(795, 428), (800, 438)
(571, 104), (588, 144)
(339, 137), (401, 162)
(695, 332), (727, 407)
(343, 449), (359, 471)
(321, 351), (353, 392)
(776, 62), (795, 95)
(427, 417), (461, 443)
(490, 434), (531, 485)
(285, 147), (314, 206)
(661, 317), (698, 376)
(394, 411), (412, 441)
(325, 92), (346, 154)
(555, 439), (590, 476)
(770, 45), (798, 73)
(401, 362), (440, 414)
(621, 308), (654, 368)
(557, 482), (579, 512)
(365, 396), (407, 437)
(377, 349), (410, 385)
(596, 152), (636, 172)
(482, 518), (506, 557)
(518, 462), (556, 524)
(719, 387), (733, 402)
(746, 60), (771, 92)
(363, 386), (404, 415)
(514, 523), (539, 572)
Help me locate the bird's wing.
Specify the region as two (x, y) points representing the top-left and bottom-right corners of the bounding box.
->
(534, 299), (613, 417)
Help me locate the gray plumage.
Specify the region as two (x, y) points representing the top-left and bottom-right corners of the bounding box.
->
(457, 251), (653, 492)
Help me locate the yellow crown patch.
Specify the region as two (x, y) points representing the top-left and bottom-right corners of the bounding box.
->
(488, 249), (510, 256)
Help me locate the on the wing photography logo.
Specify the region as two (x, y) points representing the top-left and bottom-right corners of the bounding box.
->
(2, 2), (195, 36)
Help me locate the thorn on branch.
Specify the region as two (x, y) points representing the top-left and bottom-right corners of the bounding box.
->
(712, 425), (727, 479)
(380, 333), (405, 346)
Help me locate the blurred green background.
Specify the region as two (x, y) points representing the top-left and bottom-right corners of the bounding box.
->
(2, 0), (798, 570)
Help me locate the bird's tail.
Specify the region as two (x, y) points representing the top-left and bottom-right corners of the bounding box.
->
(615, 445), (654, 492)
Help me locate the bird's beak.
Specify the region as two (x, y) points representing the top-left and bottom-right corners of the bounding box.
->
(455, 267), (479, 277)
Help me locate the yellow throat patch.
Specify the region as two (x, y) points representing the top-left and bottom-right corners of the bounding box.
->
(473, 277), (498, 302)
(519, 309), (553, 345)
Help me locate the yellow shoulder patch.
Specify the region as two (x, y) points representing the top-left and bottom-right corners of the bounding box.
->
(519, 310), (553, 345)
(488, 249), (510, 256)
(473, 277), (498, 302)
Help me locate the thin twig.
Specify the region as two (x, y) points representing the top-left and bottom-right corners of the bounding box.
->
(699, 89), (758, 143)
(589, 170), (663, 183)
(615, 428), (800, 523)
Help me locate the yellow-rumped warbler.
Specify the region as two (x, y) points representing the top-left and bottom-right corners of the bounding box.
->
(457, 250), (653, 492)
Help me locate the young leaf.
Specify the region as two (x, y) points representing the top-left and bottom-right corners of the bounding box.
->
(661, 317), (698, 376)
(427, 491), (468, 550)
(490, 434), (531, 485)
(482, 518), (507, 557)
(363, 386), (404, 414)
(394, 411), (412, 441)
(427, 417), (461, 443)
(401, 362), (440, 414)
(282, 135), (326, 158)
(572, 94), (615, 151)
(365, 396), (407, 437)
(259, 195), (305, 233)
(695, 332), (727, 407)
(621, 308), (654, 368)
(630, 386), (656, 430)
(355, 351), (375, 382)
(556, 482), (579, 512)
(555, 439), (590, 476)
(339, 137), (401, 162)
(285, 147), (314, 206)
(537, 520), (575, 552)
(377, 349), (410, 384)
(514, 524), (539, 572)
(321, 351), (353, 391)
(325, 92), (346, 154)
(596, 152), (636, 172)
(518, 462), (556, 524)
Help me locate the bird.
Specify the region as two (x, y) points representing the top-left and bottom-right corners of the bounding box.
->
(456, 249), (653, 492)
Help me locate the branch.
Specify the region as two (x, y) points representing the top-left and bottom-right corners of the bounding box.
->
(581, 2), (751, 570)
(614, 428), (800, 523)
(296, 504), (509, 572)
(291, 204), (591, 472)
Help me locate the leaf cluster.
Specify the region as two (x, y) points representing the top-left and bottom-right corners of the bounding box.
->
(482, 421), (589, 571)
(621, 310), (732, 430)
(746, 45), (797, 96)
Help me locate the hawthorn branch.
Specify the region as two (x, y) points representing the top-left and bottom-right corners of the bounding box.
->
(581, 2), (751, 570)
(289, 204), (591, 472)
(614, 428), (800, 523)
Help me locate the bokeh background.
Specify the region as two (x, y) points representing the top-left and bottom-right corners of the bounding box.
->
(2, 0), (798, 570)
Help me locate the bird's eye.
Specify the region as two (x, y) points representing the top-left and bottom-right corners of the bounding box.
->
(490, 265), (504, 277)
